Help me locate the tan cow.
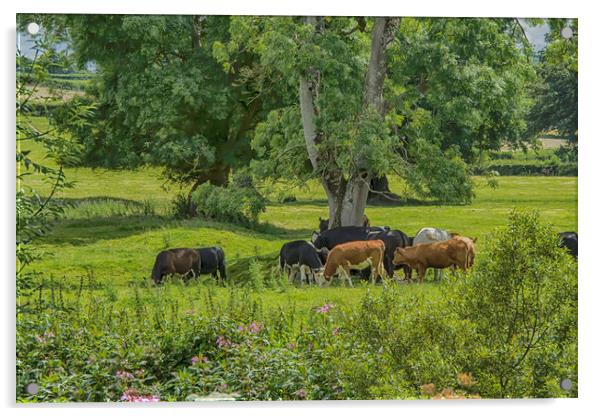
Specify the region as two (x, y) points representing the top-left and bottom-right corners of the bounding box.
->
(318, 240), (386, 287)
(392, 239), (469, 283)
(450, 234), (477, 268)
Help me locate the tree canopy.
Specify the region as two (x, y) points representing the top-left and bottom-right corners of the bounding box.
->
(65, 15), (277, 190)
(33, 15), (568, 225)
(527, 19), (577, 143)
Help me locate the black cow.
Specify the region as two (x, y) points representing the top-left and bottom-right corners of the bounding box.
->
(196, 246), (227, 281)
(151, 248), (202, 284)
(279, 240), (329, 284)
(368, 229), (412, 279)
(558, 232), (578, 259)
(311, 226), (389, 250)
(319, 215), (371, 233)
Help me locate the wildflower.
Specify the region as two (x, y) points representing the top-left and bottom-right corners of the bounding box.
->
(121, 388), (160, 402)
(216, 335), (233, 348)
(191, 355), (208, 365)
(316, 303), (334, 313)
(247, 321), (263, 334)
(332, 327), (340, 336)
(116, 370), (135, 380)
(86, 357), (96, 365)
(286, 342), (297, 350)
(294, 388), (307, 399)
(238, 321), (263, 334)
(217, 383), (229, 392)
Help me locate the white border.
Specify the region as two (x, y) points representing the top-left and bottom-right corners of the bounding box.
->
(3, 1), (600, 416)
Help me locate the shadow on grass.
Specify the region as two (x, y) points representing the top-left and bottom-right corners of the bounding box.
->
(42, 214), (314, 246)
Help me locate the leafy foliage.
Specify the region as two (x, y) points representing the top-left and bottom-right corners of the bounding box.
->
(62, 15), (275, 189)
(449, 210), (577, 397)
(191, 182), (266, 226)
(527, 19), (578, 142)
(16, 20), (80, 307)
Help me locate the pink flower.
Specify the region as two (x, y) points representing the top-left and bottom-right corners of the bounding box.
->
(295, 388), (307, 399)
(217, 383), (229, 392)
(116, 370), (135, 380)
(216, 335), (233, 348)
(332, 327), (340, 336)
(120, 388), (160, 402)
(238, 321), (263, 334)
(286, 342), (297, 350)
(316, 303), (335, 313)
(191, 355), (208, 365)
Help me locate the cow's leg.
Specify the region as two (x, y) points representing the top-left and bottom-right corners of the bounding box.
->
(300, 265), (308, 286)
(417, 265), (427, 284)
(340, 265), (353, 287)
(219, 264), (227, 282)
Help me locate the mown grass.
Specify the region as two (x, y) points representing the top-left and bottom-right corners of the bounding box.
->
(18, 114), (578, 310)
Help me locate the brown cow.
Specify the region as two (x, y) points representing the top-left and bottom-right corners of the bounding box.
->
(392, 239), (469, 283)
(318, 240), (386, 287)
(450, 234), (477, 268)
(151, 248), (202, 284)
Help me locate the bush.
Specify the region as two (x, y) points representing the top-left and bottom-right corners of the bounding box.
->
(191, 183), (266, 227)
(448, 210), (577, 398)
(170, 193), (194, 219)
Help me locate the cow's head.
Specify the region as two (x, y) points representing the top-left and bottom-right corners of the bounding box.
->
(393, 247), (410, 265)
(314, 267), (331, 287)
(318, 217), (329, 233)
(311, 231), (320, 245)
(151, 272), (164, 285)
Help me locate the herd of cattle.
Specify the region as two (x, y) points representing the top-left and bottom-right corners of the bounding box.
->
(150, 217), (578, 287)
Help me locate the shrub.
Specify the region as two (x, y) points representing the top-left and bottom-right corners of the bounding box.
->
(191, 183), (266, 227)
(170, 193), (194, 219)
(448, 210), (577, 398)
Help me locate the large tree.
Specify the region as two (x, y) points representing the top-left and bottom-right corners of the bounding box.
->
(64, 15), (276, 193)
(249, 17), (535, 226)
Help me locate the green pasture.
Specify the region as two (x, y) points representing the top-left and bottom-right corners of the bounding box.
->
(18, 114), (577, 309)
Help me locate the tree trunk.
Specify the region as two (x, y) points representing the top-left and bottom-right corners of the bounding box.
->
(299, 17), (399, 228)
(368, 175), (402, 204)
(299, 16), (342, 227)
(337, 17), (400, 222)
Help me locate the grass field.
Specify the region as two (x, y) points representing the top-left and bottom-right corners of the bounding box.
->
(18, 115), (577, 298)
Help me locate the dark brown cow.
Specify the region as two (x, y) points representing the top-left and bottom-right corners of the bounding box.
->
(151, 248), (201, 284)
(392, 239), (469, 283)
